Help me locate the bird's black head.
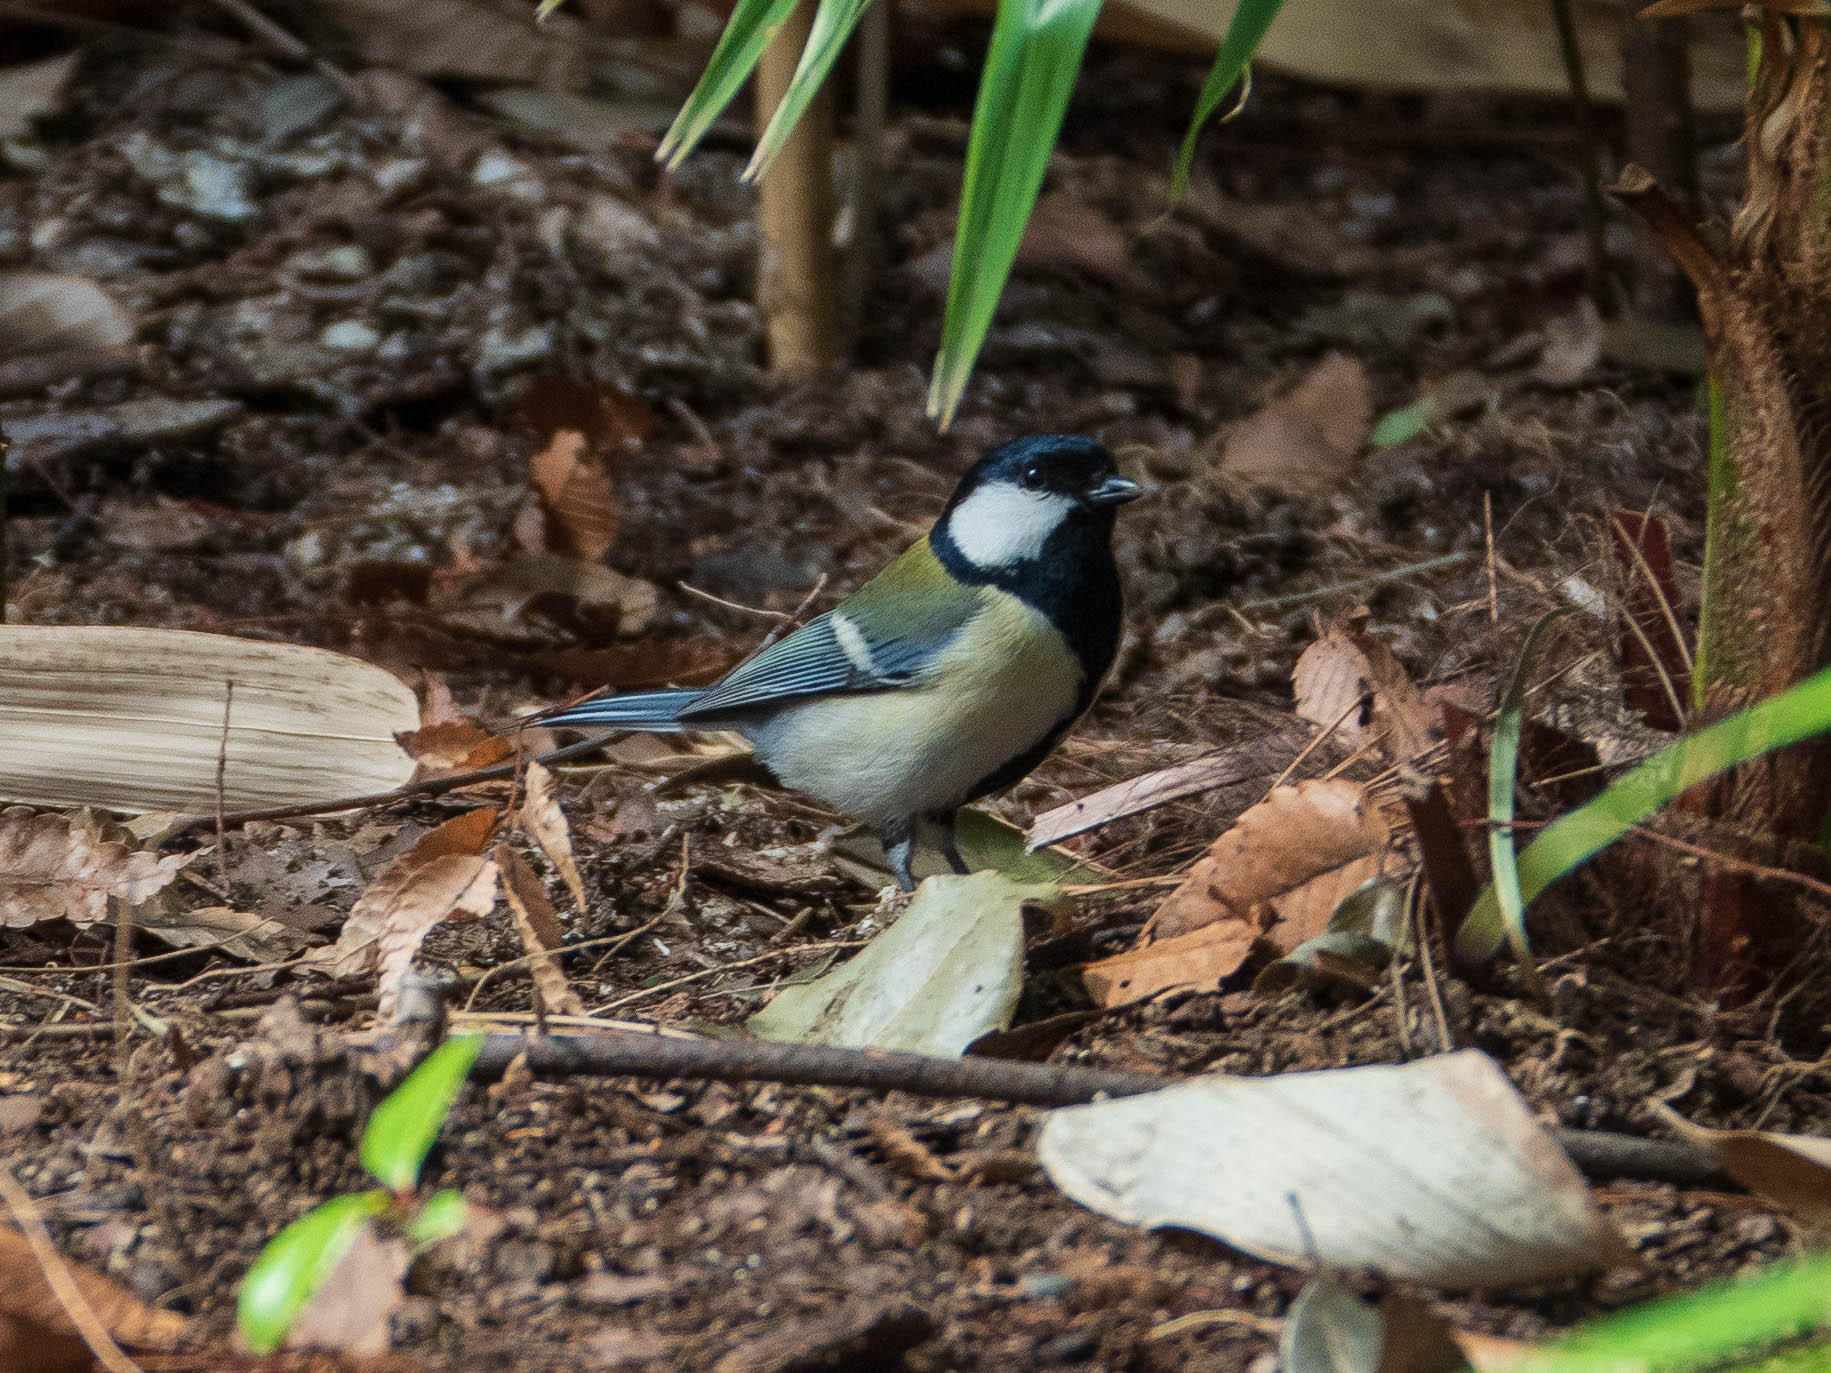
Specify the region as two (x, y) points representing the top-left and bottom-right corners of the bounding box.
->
(935, 434), (1142, 574)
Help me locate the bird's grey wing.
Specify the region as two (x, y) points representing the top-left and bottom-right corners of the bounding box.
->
(677, 610), (958, 720)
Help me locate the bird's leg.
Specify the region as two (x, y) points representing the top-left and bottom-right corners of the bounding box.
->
(929, 809), (970, 875)
(882, 815), (918, 892)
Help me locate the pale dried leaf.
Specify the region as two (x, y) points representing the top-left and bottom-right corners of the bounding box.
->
(445, 553), (659, 639)
(1293, 610), (1437, 763)
(0, 1225), (186, 1367)
(313, 0), (589, 86)
(1218, 353), (1371, 494)
(0, 271), (134, 354)
(281, 1223), (408, 1356)
(374, 854), (500, 1020)
(529, 428), (620, 563)
(0, 807), (190, 929)
(498, 846), (584, 1015)
(0, 626), (418, 813)
(1533, 298), (1605, 386)
(1151, 779), (1390, 940)
(518, 761), (586, 913)
(1650, 1104), (1831, 1225)
(0, 52), (78, 142)
(1038, 1050), (1629, 1286)
(309, 808), (499, 981)
(139, 904), (317, 962)
(1079, 921), (1259, 1008)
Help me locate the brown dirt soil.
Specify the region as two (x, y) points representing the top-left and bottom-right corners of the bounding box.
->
(4, 16), (1827, 1373)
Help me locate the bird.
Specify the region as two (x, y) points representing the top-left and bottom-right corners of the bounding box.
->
(528, 433), (1142, 891)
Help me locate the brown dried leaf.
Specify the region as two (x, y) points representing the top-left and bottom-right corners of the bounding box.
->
(1293, 609), (1437, 763)
(498, 846), (584, 1016)
(1079, 921), (1260, 1008)
(1650, 1105), (1831, 1225)
(1218, 352), (1371, 494)
(529, 428), (619, 563)
(281, 1222), (409, 1357)
(397, 721), (513, 779)
(0, 806), (190, 929)
(517, 761), (586, 914)
(0, 1225), (186, 1370)
(309, 808), (500, 985)
(1151, 778), (1392, 941)
(443, 554), (660, 641)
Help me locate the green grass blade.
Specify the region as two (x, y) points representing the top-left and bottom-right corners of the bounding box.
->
(657, 0), (804, 170)
(1168, 0), (1286, 202)
(1456, 660), (1831, 964)
(1480, 609), (1577, 991)
(925, 0), (1104, 428)
(360, 1033), (483, 1192)
(236, 1190), (389, 1354)
(746, 0), (877, 182)
(1506, 1248), (1831, 1373)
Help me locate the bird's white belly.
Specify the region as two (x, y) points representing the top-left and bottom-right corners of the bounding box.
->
(742, 597), (1084, 822)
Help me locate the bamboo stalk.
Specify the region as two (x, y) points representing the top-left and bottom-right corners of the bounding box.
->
(753, 0), (840, 374)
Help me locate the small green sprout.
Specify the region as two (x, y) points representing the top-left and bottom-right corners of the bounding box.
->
(236, 1033), (483, 1354)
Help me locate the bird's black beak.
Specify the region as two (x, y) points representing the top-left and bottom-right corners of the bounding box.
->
(1086, 475), (1144, 505)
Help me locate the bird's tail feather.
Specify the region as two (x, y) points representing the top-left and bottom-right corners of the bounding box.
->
(531, 688), (702, 733)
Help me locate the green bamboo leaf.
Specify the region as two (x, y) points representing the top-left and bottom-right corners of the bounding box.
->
(406, 1188), (470, 1247)
(360, 1033), (482, 1192)
(746, 0), (877, 183)
(926, 0), (1104, 428)
(1457, 660), (1831, 964)
(1168, 0), (1286, 202)
(1481, 608), (1578, 994)
(236, 1190), (389, 1355)
(1506, 1248), (1831, 1373)
(656, 0), (803, 170)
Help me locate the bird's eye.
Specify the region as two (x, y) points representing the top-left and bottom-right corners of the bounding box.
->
(1021, 464), (1045, 490)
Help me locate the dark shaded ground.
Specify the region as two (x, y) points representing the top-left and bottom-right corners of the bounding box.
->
(4, 15), (1823, 1373)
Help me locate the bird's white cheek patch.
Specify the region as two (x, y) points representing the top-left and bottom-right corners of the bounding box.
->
(947, 485), (1075, 568)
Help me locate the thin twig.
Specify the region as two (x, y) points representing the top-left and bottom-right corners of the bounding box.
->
(0, 1166), (148, 1373)
(591, 939), (866, 1013)
(1483, 491), (1499, 624)
(113, 899), (132, 1060)
(1237, 553), (1472, 615)
(1265, 697), (1360, 798)
(448, 1027), (1733, 1187)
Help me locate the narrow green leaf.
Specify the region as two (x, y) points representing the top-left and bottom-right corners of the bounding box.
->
(1168, 0), (1286, 203)
(236, 1190), (389, 1355)
(656, 0), (803, 170)
(926, 0), (1104, 428)
(1457, 660), (1831, 964)
(360, 1033), (482, 1192)
(1507, 1248), (1831, 1373)
(746, 0), (877, 182)
(1477, 608), (1578, 991)
(406, 1189), (470, 1247)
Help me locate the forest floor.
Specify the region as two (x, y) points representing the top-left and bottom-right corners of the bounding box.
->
(3, 15), (1826, 1373)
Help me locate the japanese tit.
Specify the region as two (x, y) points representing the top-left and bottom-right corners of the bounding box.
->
(530, 433), (1142, 890)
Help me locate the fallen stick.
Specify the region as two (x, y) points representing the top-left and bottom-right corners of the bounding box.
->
(463, 1029), (1731, 1190)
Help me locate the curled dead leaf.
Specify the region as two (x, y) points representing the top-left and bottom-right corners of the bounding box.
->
(529, 428), (619, 563)
(308, 808), (501, 1005)
(0, 1225), (186, 1371)
(1293, 609), (1437, 763)
(498, 845), (584, 1015)
(1217, 352), (1371, 494)
(517, 761), (586, 914)
(0, 806), (191, 929)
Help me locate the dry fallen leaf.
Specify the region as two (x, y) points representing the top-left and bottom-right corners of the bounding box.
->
(498, 845), (584, 1015)
(517, 761), (586, 914)
(0, 271), (135, 355)
(1079, 922), (1260, 1008)
(280, 1222), (409, 1357)
(0, 626), (418, 813)
(0, 1223), (186, 1373)
(529, 428), (619, 563)
(1037, 1050), (1631, 1287)
(1293, 609), (1438, 763)
(0, 806), (191, 929)
(1218, 352), (1371, 494)
(1649, 1104), (1831, 1227)
(309, 809), (501, 1013)
(1079, 779), (1392, 1009)
(397, 721), (514, 779)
